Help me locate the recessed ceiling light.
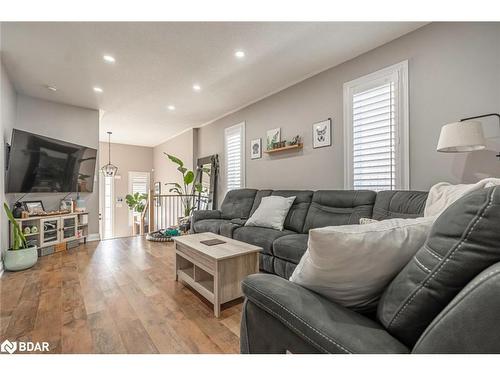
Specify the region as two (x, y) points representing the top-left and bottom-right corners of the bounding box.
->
(234, 50), (245, 59)
(46, 85), (57, 92)
(192, 84), (201, 92)
(103, 55), (116, 63)
(93, 87), (103, 93)
(167, 105), (175, 111)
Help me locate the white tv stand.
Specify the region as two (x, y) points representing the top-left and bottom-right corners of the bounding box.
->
(11, 212), (89, 256)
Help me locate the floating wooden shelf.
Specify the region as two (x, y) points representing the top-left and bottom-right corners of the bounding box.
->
(264, 143), (303, 154)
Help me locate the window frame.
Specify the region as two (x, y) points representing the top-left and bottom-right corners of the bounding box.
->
(128, 171), (150, 225)
(224, 121), (246, 192)
(343, 60), (409, 191)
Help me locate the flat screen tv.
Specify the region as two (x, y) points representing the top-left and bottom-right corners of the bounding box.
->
(6, 129), (97, 193)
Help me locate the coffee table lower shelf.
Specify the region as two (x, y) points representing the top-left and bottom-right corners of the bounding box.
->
(177, 265), (215, 304)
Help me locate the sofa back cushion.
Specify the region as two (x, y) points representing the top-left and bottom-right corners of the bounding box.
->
(220, 189), (258, 219)
(303, 190), (376, 232)
(271, 190), (313, 233)
(377, 186), (500, 347)
(372, 190), (427, 221)
(249, 189), (273, 216)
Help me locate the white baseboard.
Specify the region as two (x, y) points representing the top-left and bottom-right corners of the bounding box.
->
(87, 233), (100, 242)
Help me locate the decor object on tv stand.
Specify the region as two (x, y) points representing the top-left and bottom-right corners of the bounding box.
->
(12, 202), (24, 218)
(22, 200), (45, 215)
(312, 118), (332, 148)
(2, 203), (38, 271)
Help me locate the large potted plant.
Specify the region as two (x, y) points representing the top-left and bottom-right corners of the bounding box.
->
(165, 154), (206, 230)
(125, 192), (149, 235)
(2, 203), (38, 271)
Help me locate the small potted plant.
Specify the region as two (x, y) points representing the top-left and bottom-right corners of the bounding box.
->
(2, 203), (38, 271)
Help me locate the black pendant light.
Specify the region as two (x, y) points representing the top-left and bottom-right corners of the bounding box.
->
(101, 131), (118, 177)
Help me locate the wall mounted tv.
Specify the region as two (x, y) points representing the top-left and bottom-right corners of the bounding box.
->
(6, 129), (97, 193)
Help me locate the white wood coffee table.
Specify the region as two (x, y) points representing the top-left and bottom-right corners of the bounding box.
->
(174, 232), (262, 317)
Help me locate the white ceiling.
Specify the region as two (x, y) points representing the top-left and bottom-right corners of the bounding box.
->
(2, 22), (425, 147)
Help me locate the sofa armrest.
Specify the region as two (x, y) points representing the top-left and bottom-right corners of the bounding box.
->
(412, 262), (500, 353)
(241, 274), (408, 354)
(191, 210), (221, 223)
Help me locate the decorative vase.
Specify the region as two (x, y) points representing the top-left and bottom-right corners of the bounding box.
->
(3, 246), (38, 271)
(12, 202), (24, 218)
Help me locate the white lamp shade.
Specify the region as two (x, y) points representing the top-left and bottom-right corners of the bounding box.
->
(437, 120), (486, 152)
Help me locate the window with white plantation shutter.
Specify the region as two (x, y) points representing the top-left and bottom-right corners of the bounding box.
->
(343, 61), (409, 191)
(225, 122), (245, 191)
(128, 171), (150, 224)
(131, 173), (149, 195)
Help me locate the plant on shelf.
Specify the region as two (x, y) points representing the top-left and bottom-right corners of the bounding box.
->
(3, 203), (38, 271)
(164, 153), (208, 218)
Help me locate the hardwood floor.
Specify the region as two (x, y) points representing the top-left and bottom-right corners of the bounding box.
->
(0, 236), (242, 353)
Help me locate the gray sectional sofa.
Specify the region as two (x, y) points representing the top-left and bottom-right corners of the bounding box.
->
(191, 188), (428, 278)
(194, 187), (500, 353)
(238, 186), (500, 353)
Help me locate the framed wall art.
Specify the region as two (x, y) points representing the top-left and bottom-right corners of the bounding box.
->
(250, 138), (262, 159)
(312, 118), (332, 149)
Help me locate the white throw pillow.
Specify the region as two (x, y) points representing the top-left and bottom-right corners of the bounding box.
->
(245, 195), (296, 231)
(290, 216), (435, 311)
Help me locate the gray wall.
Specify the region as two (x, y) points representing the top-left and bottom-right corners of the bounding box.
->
(1, 54), (17, 270)
(153, 128), (197, 188)
(7, 95), (100, 237)
(194, 22), (500, 204)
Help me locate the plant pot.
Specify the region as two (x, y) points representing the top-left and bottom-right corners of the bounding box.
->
(3, 246), (38, 271)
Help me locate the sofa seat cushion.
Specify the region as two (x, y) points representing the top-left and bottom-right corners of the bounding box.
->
(273, 234), (309, 264)
(192, 219), (230, 234)
(232, 226), (295, 255)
